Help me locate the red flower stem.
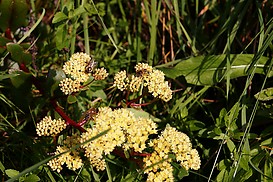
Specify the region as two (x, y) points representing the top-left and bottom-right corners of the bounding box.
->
(129, 98), (158, 107)
(50, 99), (86, 132)
(126, 94), (144, 106)
(130, 151), (151, 157)
(80, 80), (94, 88)
(112, 148), (143, 167)
(19, 63), (86, 133)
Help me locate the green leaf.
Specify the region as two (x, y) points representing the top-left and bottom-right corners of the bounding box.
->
(52, 12), (68, 24)
(46, 69), (66, 96)
(5, 169), (19, 178)
(0, 73), (19, 81)
(0, 36), (11, 54)
(0, 160), (5, 173)
(24, 174), (40, 182)
(159, 54), (271, 85)
(126, 108), (161, 122)
(10, 71), (31, 88)
(226, 138), (236, 153)
(6, 43), (32, 65)
(255, 87), (273, 101)
(69, 6), (86, 18)
(186, 120), (205, 131)
(9, 71), (32, 110)
(0, 0), (28, 32)
(55, 24), (69, 50)
(67, 95), (77, 104)
(92, 89), (107, 101)
(216, 169), (229, 182)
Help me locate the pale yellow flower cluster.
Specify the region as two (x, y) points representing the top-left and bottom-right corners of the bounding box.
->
(113, 70), (128, 91)
(59, 78), (81, 95)
(92, 67), (109, 80)
(143, 125), (201, 182)
(36, 116), (66, 136)
(113, 63), (172, 102)
(47, 135), (83, 173)
(63, 52), (91, 82)
(80, 107), (157, 171)
(59, 52), (108, 95)
(145, 70), (172, 102)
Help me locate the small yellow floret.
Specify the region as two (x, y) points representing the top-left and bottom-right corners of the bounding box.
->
(59, 78), (81, 95)
(92, 67), (109, 80)
(113, 70), (128, 91)
(36, 116), (66, 136)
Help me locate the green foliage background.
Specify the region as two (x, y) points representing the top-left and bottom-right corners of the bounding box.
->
(1, 0), (273, 181)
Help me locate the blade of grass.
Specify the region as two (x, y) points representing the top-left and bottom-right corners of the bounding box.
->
(233, 57), (273, 179)
(164, 0), (197, 55)
(89, 0), (120, 52)
(144, 0), (161, 65)
(82, 0), (90, 55)
(105, 160), (112, 182)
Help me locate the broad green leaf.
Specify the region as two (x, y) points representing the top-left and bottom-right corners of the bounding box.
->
(9, 71), (32, 110)
(120, 173), (136, 182)
(6, 43), (32, 65)
(67, 95), (77, 104)
(0, 73), (19, 81)
(255, 87), (273, 101)
(84, 2), (106, 16)
(55, 24), (69, 50)
(239, 155), (249, 171)
(0, 36), (11, 54)
(52, 12), (68, 24)
(233, 167), (252, 182)
(226, 138), (236, 153)
(69, 6), (86, 18)
(0, 160), (5, 173)
(225, 102), (240, 130)
(92, 90), (107, 101)
(80, 168), (91, 181)
(5, 169), (19, 178)
(10, 71), (31, 89)
(126, 108), (161, 122)
(46, 69), (66, 96)
(216, 169), (229, 182)
(159, 54), (271, 85)
(186, 120), (205, 131)
(261, 138), (272, 146)
(0, 0), (28, 32)
(264, 158), (273, 182)
(24, 174), (40, 182)
(218, 159), (232, 170)
(172, 162), (189, 179)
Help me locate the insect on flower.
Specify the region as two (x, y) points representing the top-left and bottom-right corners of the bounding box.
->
(79, 108), (98, 125)
(85, 57), (98, 73)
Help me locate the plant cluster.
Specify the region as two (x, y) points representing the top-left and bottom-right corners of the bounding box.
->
(1, 0), (273, 182)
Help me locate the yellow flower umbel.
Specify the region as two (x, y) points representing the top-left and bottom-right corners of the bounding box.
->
(59, 52), (108, 95)
(47, 135), (83, 172)
(80, 107), (157, 171)
(59, 78), (81, 95)
(143, 125), (201, 182)
(92, 67), (109, 80)
(62, 52), (92, 83)
(113, 70), (128, 91)
(113, 63), (172, 102)
(36, 116), (66, 136)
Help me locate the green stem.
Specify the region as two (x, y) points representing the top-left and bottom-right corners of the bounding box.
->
(105, 160), (113, 182)
(82, 0), (90, 55)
